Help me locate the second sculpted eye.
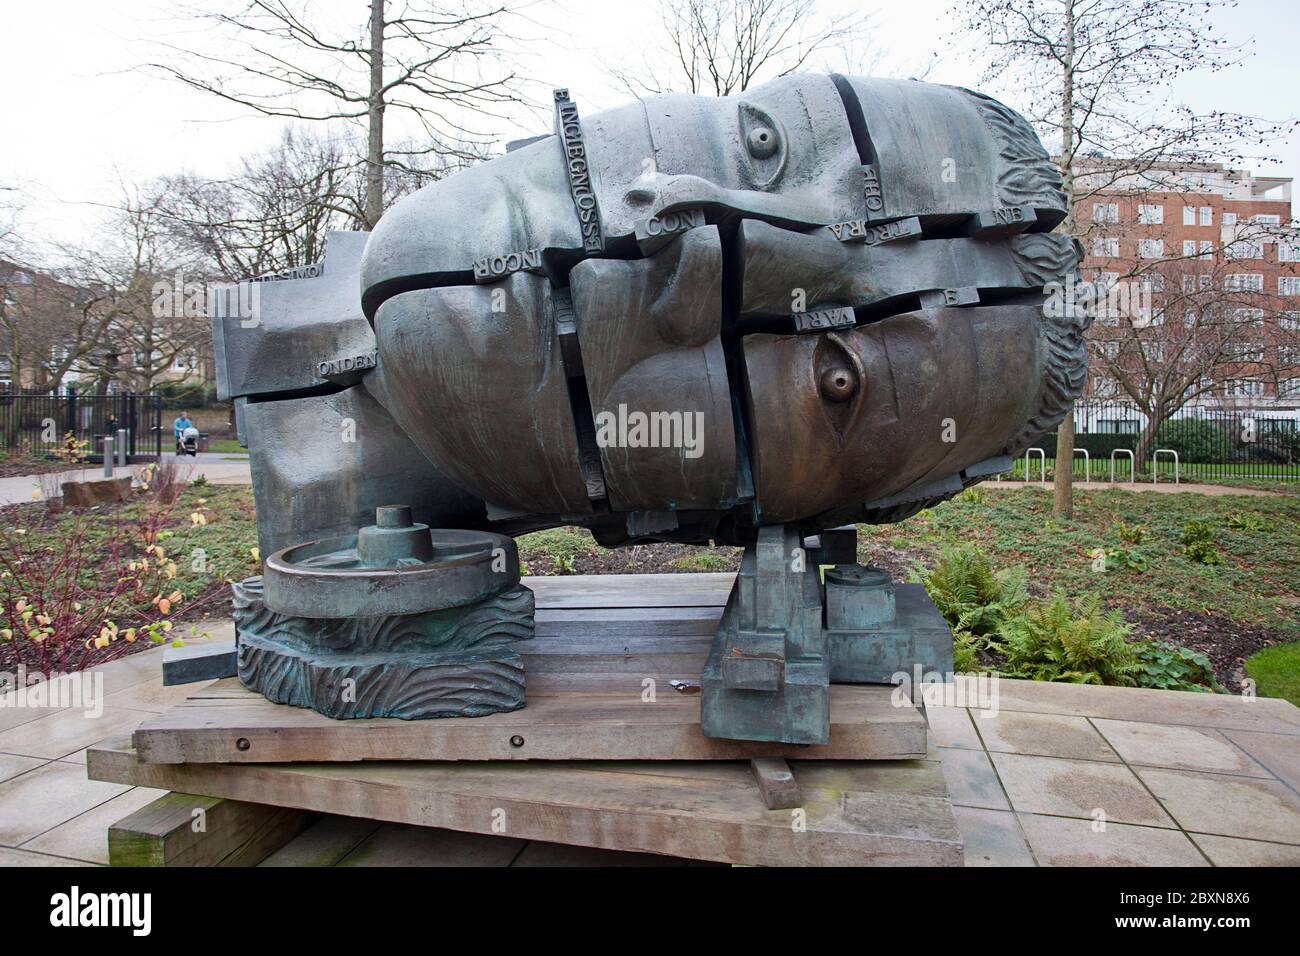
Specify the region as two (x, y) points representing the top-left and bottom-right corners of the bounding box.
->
(747, 126), (779, 159)
(819, 364), (858, 402)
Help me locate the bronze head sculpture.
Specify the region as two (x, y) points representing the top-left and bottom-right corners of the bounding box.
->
(214, 74), (1089, 740)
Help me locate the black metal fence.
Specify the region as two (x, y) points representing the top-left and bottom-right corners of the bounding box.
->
(0, 390), (163, 462)
(1009, 400), (1300, 483)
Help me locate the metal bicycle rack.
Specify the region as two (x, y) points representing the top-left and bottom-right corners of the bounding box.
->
(1152, 448), (1180, 485)
(1073, 448), (1090, 483)
(1024, 447), (1047, 484)
(1109, 448), (1135, 483)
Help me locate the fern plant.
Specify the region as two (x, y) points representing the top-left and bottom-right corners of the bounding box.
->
(994, 592), (1138, 686)
(910, 544), (1029, 638)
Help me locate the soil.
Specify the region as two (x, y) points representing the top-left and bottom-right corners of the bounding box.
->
(1126, 605), (1286, 691)
(0, 457), (83, 479)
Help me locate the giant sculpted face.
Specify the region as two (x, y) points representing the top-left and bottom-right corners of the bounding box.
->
(222, 74), (1089, 554)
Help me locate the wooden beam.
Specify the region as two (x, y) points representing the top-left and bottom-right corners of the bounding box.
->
(89, 738), (964, 867)
(107, 792), (316, 867)
(132, 677), (925, 764)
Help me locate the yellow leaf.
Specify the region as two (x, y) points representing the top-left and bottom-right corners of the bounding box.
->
(94, 636), (110, 649)
(15, 599), (26, 613)
(157, 598), (171, 615)
(124, 629), (136, 643)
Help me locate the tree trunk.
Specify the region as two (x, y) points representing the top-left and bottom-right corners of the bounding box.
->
(1053, 409), (1075, 516)
(1052, 1), (1078, 519)
(364, 0), (385, 229)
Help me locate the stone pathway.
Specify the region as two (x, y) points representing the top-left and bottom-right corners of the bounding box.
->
(984, 480), (1285, 497)
(1, 627), (1297, 866)
(0, 455), (251, 507)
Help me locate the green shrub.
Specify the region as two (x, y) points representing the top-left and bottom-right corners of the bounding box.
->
(994, 593), (1138, 685)
(910, 544), (1029, 639)
(1130, 640), (1222, 693)
(1181, 520), (1222, 564)
(1103, 546), (1148, 572)
(1112, 521), (1146, 545)
(1155, 419), (1229, 464)
(1224, 511), (1264, 532)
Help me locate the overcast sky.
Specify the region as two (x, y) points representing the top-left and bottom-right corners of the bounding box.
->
(2, 0), (1297, 252)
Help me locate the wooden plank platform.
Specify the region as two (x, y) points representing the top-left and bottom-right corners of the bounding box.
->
(88, 738), (964, 867)
(132, 572), (927, 764)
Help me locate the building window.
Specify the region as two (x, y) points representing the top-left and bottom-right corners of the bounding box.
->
(1226, 274), (1264, 292)
(1138, 204), (1164, 225)
(1199, 240), (1213, 259)
(1199, 275), (1213, 290)
(1093, 237), (1119, 258)
(1092, 203), (1119, 223)
(1137, 239), (1164, 259)
(1226, 239), (1263, 260)
(1182, 239), (1196, 257)
(1282, 312), (1300, 331)
(1225, 379), (1264, 398)
(1144, 342), (1165, 362)
(1281, 378), (1300, 398)
(1251, 214), (1281, 225)
(1223, 212), (1238, 226)
(1279, 241), (1300, 262)
(1280, 276), (1300, 296)
(1182, 206), (1195, 226)
(1199, 207), (1213, 226)
(1234, 308), (1265, 327)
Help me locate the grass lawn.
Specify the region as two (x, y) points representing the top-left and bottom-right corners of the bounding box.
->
(1246, 643), (1300, 706)
(856, 487), (1300, 642)
(206, 438), (247, 454)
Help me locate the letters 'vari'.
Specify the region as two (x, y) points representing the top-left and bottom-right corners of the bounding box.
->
(212, 74), (1087, 742)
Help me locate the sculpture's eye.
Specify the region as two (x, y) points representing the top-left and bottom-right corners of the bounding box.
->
(819, 363), (857, 402)
(747, 126), (779, 159)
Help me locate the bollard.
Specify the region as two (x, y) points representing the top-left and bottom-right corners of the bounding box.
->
(103, 436), (114, 477)
(116, 428), (128, 467)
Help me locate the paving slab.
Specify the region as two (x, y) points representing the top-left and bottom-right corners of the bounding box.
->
(1220, 729), (1300, 792)
(23, 786), (167, 864)
(511, 840), (686, 866)
(0, 846), (95, 866)
(0, 705), (153, 760)
(991, 752), (1175, 827)
(0, 762), (130, 846)
(974, 710), (1120, 762)
(1017, 813), (1208, 867)
(1092, 719), (1271, 777)
(938, 748), (1009, 810)
(925, 706), (982, 750)
(1190, 833), (1300, 866)
(260, 816), (382, 867)
(956, 676), (1300, 736)
(336, 822), (525, 867)
(951, 807), (1034, 867)
(1137, 767), (1300, 845)
(0, 752), (46, 785)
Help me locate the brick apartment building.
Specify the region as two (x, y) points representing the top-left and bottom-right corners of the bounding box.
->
(1072, 160), (1300, 421)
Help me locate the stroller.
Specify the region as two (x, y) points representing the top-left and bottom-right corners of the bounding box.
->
(176, 425), (200, 457)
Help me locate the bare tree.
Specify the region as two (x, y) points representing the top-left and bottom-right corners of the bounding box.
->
(615, 0), (870, 96)
(152, 127), (478, 282)
(958, 0), (1295, 516)
(66, 184), (212, 394)
(148, 0), (522, 227)
(1084, 220), (1300, 465)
